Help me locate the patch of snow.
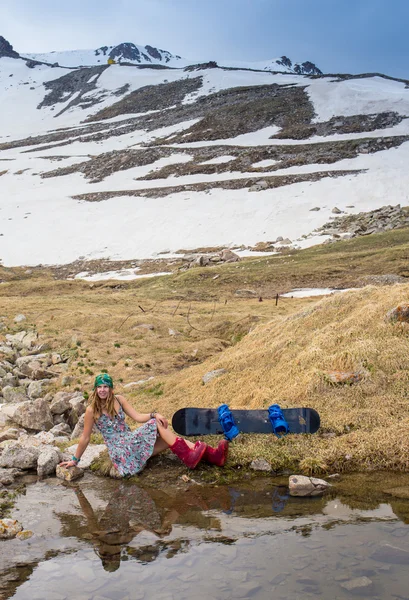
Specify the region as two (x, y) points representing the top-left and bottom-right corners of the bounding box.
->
(252, 159), (279, 168)
(74, 269), (171, 281)
(281, 287), (360, 298)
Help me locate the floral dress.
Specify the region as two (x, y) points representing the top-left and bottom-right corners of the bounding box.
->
(96, 403), (157, 476)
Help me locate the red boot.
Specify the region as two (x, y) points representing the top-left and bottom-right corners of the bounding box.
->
(170, 437), (206, 469)
(200, 440), (229, 466)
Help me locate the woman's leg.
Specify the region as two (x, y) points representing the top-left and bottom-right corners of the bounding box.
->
(152, 423), (196, 455)
(154, 422), (206, 468)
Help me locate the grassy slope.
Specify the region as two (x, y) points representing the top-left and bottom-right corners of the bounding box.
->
(1, 228), (409, 475)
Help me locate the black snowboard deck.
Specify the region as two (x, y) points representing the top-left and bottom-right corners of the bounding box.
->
(172, 407), (320, 437)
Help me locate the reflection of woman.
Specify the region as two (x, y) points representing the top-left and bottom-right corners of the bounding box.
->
(74, 482), (172, 572)
(60, 373), (228, 476)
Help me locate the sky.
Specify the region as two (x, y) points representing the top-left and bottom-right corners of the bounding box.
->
(2, 0), (409, 78)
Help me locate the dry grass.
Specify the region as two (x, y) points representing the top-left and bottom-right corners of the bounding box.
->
(2, 232), (409, 475)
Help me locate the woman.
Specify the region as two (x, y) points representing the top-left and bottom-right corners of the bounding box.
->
(59, 373), (228, 476)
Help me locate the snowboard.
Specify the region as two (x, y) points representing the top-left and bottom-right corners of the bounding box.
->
(172, 407), (320, 437)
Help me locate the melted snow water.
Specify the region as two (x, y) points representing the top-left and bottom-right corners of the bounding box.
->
(2, 472), (409, 600)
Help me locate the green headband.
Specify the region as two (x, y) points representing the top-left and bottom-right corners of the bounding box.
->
(94, 373), (113, 389)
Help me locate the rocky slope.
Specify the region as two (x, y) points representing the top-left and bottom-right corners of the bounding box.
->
(0, 35), (409, 268)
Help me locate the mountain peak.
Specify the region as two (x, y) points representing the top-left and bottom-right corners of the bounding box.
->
(0, 35), (20, 59)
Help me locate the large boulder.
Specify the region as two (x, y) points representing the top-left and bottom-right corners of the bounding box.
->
(0, 443), (39, 469)
(27, 380), (50, 400)
(12, 398), (54, 431)
(37, 447), (62, 478)
(66, 443), (106, 468)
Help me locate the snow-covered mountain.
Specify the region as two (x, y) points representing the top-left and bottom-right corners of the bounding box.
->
(0, 35), (409, 268)
(2, 35), (322, 74)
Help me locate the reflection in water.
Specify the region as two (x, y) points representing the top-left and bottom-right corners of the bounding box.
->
(1, 474), (409, 600)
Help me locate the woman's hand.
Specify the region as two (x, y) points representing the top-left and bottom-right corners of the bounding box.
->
(59, 460), (78, 468)
(155, 413), (168, 428)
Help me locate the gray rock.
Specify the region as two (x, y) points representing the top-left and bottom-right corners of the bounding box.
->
(14, 314), (26, 323)
(2, 373), (19, 387)
(2, 386), (28, 404)
(0, 443), (39, 469)
(0, 428), (21, 443)
(27, 380), (49, 400)
(50, 422), (72, 436)
(50, 395), (71, 415)
(37, 447), (61, 478)
(289, 475), (331, 496)
(67, 444), (106, 468)
(12, 398), (54, 431)
(250, 458), (272, 471)
(202, 369), (227, 384)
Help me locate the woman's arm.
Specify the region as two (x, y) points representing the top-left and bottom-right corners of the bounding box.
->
(117, 395), (168, 428)
(59, 406), (95, 467)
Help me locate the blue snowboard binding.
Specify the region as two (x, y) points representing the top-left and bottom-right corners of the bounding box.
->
(268, 404), (290, 438)
(218, 404), (240, 441)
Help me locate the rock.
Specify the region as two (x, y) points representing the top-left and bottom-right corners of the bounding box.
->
(202, 369), (227, 384)
(0, 519), (23, 539)
(386, 304), (409, 323)
(14, 314), (26, 323)
(2, 386), (28, 403)
(51, 353), (62, 364)
(2, 373), (19, 387)
(56, 464), (84, 481)
(37, 447), (61, 478)
(289, 475), (331, 496)
(50, 395), (71, 415)
(0, 468), (18, 485)
(370, 543), (409, 564)
(19, 360), (56, 380)
(250, 458), (272, 472)
(61, 375), (75, 386)
(325, 370), (365, 385)
(220, 249), (240, 262)
(49, 422), (72, 436)
(331, 207), (342, 214)
(234, 289), (258, 298)
(309, 207), (320, 211)
(16, 530), (34, 540)
(12, 398), (54, 431)
(66, 444), (106, 468)
(21, 331), (38, 349)
(27, 380), (49, 400)
(19, 431), (55, 447)
(340, 576), (373, 591)
(0, 428), (21, 443)
(0, 444), (39, 469)
(168, 328), (180, 336)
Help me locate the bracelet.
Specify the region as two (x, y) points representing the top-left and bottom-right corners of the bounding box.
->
(71, 455), (80, 464)
(150, 412), (157, 419)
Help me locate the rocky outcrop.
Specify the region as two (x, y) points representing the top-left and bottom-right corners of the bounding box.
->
(315, 204), (409, 242)
(0, 36), (19, 59)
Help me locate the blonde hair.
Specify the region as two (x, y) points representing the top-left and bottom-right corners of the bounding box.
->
(90, 387), (117, 420)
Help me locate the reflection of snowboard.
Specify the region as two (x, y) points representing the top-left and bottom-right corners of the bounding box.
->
(172, 407), (320, 437)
